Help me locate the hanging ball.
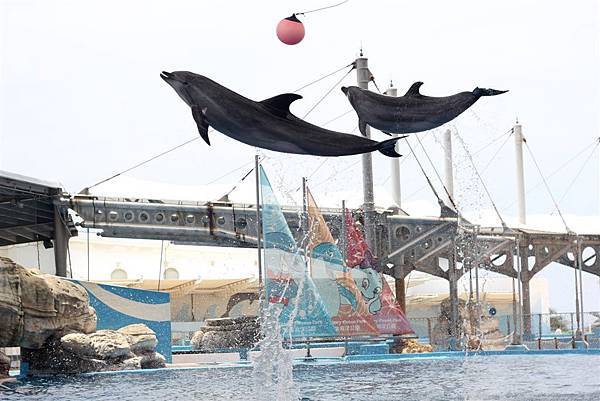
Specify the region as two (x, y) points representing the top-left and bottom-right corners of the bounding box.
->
(276, 15), (305, 45)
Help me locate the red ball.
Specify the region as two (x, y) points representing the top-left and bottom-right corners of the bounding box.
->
(276, 15), (305, 45)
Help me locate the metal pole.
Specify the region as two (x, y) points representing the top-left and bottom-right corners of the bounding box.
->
(511, 277), (518, 344)
(341, 200), (347, 264)
(448, 243), (460, 350)
(302, 177), (309, 273)
(514, 123), (527, 225)
(442, 129), (455, 207)
(86, 227), (90, 281)
(515, 238), (524, 343)
(385, 83), (401, 208)
(53, 206), (68, 277)
(254, 155), (263, 289)
(356, 56), (377, 253)
(574, 239), (582, 338)
(577, 238), (585, 335)
(157, 240), (164, 291)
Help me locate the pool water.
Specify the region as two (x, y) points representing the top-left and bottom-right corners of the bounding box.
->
(2, 354), (599, 401)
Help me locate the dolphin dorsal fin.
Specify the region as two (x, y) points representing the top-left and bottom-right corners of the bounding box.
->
(260, 93), (303, 118)
(405, 82), (424, 96)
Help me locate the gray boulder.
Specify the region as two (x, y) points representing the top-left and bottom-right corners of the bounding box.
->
(0, 257), (97, 349)
(118, 323), (158, 353)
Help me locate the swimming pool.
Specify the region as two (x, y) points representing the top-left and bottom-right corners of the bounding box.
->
(3, 353), (600, 401)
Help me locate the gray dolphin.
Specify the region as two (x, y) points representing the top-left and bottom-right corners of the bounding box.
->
(341, 82), (508, 135)
(161, 71), (404, 157)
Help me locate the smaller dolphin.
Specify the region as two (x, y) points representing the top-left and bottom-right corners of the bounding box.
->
(341, 82), (508, 135)
(161, 71), (404, 157)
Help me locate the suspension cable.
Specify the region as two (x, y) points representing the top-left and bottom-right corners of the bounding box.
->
(205, 159), (255, 185)
(415, 133), (458, 210)
(550, 138), (600, 214)
(295, 0), (350, 16)
(82, 62), (356, 191)
(480, 128), (514, 174)
(293, 62), (355, 93)
(502, 137), (600, 211)
(302, 66), (355, 119)
(523, 140), (572, 233)
(403, 137), (445, 208)
(83, 136), (201, 192)
(454, 131), (508, 228)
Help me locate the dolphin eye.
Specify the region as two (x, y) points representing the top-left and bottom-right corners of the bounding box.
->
(362, 278), (369, 290)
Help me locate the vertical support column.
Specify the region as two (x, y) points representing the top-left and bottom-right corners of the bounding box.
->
(574, 239), (582, 338)
(442, 129), (455, 207)
(254, 155), (264, 303)
(385, 83), (401, 208)
(514, 123), (527, 225)
(53, 206), (69, 277)
(394, 265), (406, 312)
(521, 267), (532, 339)
(356, 56), (376, 253)
(448, 248), (460, 350)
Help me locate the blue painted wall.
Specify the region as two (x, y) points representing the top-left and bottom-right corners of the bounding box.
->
(72, 280), (172, 362)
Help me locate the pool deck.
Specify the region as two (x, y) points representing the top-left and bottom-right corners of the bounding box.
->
(70, 348), (600, 378)
(9, 348), (599, 380)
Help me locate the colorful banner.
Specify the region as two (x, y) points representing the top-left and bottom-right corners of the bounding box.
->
(344, 211), (414, 335)
(306, 189), (378, 336)
(260, 166), (336, 338)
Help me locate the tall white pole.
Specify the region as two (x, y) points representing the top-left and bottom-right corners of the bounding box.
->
(255, 155), (263, 292)
(442, 129), (455, 206)
(514, 122), (527, 225)
(385, 83), (401, 208)
(356, 55), (376, 252)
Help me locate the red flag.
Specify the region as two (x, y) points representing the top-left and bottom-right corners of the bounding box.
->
(345, 210), (369, 268)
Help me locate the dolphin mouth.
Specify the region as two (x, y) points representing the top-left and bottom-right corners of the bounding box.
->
(341, 86), (348, 96)
(160, 71), (173, 81)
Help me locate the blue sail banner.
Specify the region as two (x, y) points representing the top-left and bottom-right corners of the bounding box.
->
(259, 166), (336, 338)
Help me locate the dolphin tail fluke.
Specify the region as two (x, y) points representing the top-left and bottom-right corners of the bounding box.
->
(473, 87), (508, 97)
(377, 136), (407, 158)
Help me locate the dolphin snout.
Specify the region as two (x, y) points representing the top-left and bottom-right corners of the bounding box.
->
(160, 71), (174, 81)
(341, 86), (349, 96)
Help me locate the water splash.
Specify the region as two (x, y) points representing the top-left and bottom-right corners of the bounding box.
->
(251, 303), (299, 401)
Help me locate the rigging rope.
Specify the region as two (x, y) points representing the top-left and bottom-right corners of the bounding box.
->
(550, 140), (599, 214)
(295, 0), (350, 16)
(523, 140), (572, 233)
(454, 130), (508, 228)
(82, 62), (355, 191)
(480, 128), (514, 174)
(302, 65), (355, 119)
(293, 62), (355, 93)
(415, 132), (458, 210)
(403, 137), (445, 209)
(84, 136), (201, 192)
(502, 137), (600, 211)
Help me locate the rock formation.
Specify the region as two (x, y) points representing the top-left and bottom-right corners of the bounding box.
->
(191, 316), (260, 351)
(22, 324), (166, 374)
(0, 258), (165, 375)
(0, 257), (97, 348)
(0, 351), (10, 378)
(390, 338), (433, 354)
(430, 297), (506, 351)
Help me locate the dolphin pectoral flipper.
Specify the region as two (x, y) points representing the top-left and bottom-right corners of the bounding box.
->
(405, 82), (424, 96)
(260, 93), (303, 118)
(359, 119), (367, 136)
(191, 105), (211, 145)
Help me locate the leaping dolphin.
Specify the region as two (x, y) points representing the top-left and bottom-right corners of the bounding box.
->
(341, 82), (508, 135)
(161, 71), (404, 157)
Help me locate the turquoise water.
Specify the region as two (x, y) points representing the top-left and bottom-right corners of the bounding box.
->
(2, 354), (599, 400)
